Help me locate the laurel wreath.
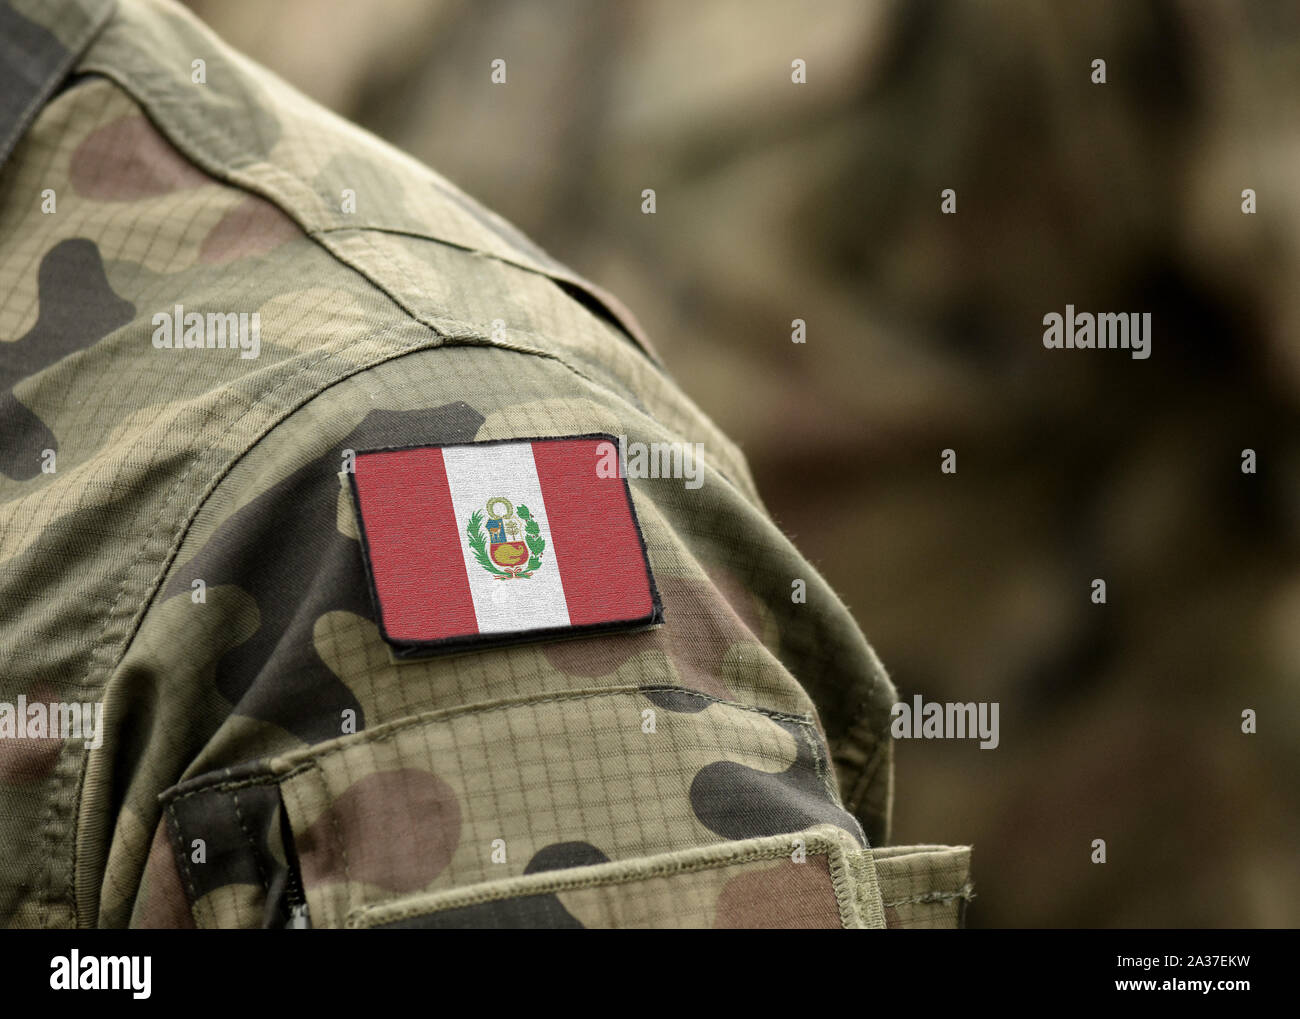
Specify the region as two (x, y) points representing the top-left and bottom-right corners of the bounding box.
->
(516, 505), (546, 574)
(466, 506), (546, 579)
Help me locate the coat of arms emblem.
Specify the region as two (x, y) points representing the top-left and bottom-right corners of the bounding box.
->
(465, 496), (547, 579)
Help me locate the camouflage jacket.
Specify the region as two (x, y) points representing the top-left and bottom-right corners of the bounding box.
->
(0, 0), (971, 928)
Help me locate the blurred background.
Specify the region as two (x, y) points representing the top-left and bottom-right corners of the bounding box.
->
(184, 0), (1300, 927)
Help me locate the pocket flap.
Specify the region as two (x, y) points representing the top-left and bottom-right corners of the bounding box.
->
(350, 824), (885, 929)
(158, 686), (877, 928)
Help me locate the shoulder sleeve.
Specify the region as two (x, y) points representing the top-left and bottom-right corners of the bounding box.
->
(119, 335), (900, 928)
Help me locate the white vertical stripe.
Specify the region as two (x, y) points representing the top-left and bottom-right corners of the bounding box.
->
(441, 441), (571, 634)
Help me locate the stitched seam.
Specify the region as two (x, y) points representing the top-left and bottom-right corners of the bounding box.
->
(884, 883), (975, 907)
(313, 222), (629, 301)
(822, 841), (859, 929)
(359, 228), (427, 306)
(309, 226), (654, 385)
(314, 761), (353, 916)
(347, 834), (841, 927)
(802, 720), (829, 792)
(229, 787), (269, 894)
(165, 802), (203, 927)
(799, 722), (867, 847)
(855, 736), (889, 834)
(848, 849), (886, 928)
(165, 773), (281, 805)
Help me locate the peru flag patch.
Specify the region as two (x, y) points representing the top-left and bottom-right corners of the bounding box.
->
(349, 435), (662, 657)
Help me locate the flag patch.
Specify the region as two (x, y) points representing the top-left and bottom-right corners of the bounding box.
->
(349, 435), (663, 656)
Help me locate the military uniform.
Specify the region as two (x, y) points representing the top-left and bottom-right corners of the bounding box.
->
(0, 0), (971, 928)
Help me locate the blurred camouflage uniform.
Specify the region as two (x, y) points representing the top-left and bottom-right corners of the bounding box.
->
(0, 0), (971, 929)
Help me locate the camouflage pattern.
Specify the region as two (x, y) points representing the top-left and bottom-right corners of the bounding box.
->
(873, 846), (974, 929)
(352, 825), (886, 930)
(0, 0), (971, 928)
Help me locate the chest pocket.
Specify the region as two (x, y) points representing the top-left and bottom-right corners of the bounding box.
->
(157, 685), (903, 928)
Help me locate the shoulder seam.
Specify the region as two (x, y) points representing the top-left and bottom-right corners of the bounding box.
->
(74, 38), (661, 363)
(73, 63), (661, 369)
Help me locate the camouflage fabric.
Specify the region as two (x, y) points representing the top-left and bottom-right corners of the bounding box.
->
(0, 0), (971, 928)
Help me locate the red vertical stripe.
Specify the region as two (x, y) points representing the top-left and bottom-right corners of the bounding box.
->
(352, 448), (478, 641)
(531, 437), (655, 626)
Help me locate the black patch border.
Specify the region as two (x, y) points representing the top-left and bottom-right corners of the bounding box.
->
(347, 433), (664, 659)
